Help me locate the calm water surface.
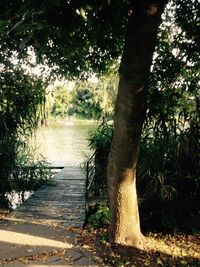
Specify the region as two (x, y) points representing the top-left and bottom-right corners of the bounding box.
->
(6, 123), (97, 210)
(33, 123), (97, 165)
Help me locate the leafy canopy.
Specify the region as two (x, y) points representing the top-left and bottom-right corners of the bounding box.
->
(0, 0), (129, 78)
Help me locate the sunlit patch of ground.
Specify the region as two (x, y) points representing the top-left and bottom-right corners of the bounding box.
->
(146, 233), (200, 259)
(76, 228), (200, 266)
(0, 216), (106, 266)
(1, 212), (200, 266)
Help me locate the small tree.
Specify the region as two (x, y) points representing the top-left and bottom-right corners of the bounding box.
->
(69, 85), (102, 120)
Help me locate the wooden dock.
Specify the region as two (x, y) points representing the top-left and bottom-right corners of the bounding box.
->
(48, 159), (83, 168)
(12, 166), (86, 228)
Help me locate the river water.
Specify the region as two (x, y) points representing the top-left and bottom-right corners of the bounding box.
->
(33, 122), (97, 165)
(4, 122), (97, 210)
(1, 122), (97, 209)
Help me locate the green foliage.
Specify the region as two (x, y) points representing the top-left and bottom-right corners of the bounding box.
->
(51, 86), (71, 118)
(93, 74), (118, 119)
(88, 204), (110, 228)
(0, 1), (126, 78)
(138, 115), (199, 202)
(69, 87), (102, 120)
(86, 120), (113, 198)
(88, 120), (113, 152)
(0, 59), (49, 205)
(99, 231), (109, 244)
(49, 75), (118, 121)
(11, 146), (51, 192)
(137, 1), (200, 202)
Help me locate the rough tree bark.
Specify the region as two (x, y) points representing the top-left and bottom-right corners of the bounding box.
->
(107, 0), (168, 249)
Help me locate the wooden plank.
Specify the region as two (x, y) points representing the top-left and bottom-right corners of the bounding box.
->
(10, 166), (86, 228)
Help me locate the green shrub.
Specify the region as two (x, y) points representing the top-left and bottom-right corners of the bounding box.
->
(0, 62), (49, 207)
(85, 119), (113, 199)
(88, 204), (110, 228)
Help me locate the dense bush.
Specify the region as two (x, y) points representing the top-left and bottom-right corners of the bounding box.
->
(88, 203), (110, 228)
(138, 111), (199, 202)
(85, 120), (113, 199)
(0, 63), (50, 209)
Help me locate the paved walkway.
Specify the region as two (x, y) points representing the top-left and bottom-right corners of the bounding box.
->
(0, 167), (103, 266)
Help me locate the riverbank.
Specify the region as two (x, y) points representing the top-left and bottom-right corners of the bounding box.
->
(46, 117), (100, 126)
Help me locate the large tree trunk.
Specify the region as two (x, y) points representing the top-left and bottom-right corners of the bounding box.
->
(107, 1), (168, 249)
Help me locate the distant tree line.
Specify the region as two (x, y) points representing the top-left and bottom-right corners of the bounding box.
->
(50, 75), (118, 120)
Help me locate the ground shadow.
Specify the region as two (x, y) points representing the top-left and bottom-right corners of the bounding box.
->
(0, 216), (97, 266)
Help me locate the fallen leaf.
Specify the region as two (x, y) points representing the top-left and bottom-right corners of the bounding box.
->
(156, 257), (163, 265)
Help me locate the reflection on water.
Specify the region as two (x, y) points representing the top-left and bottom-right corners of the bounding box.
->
(32, 123), (97, 164)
